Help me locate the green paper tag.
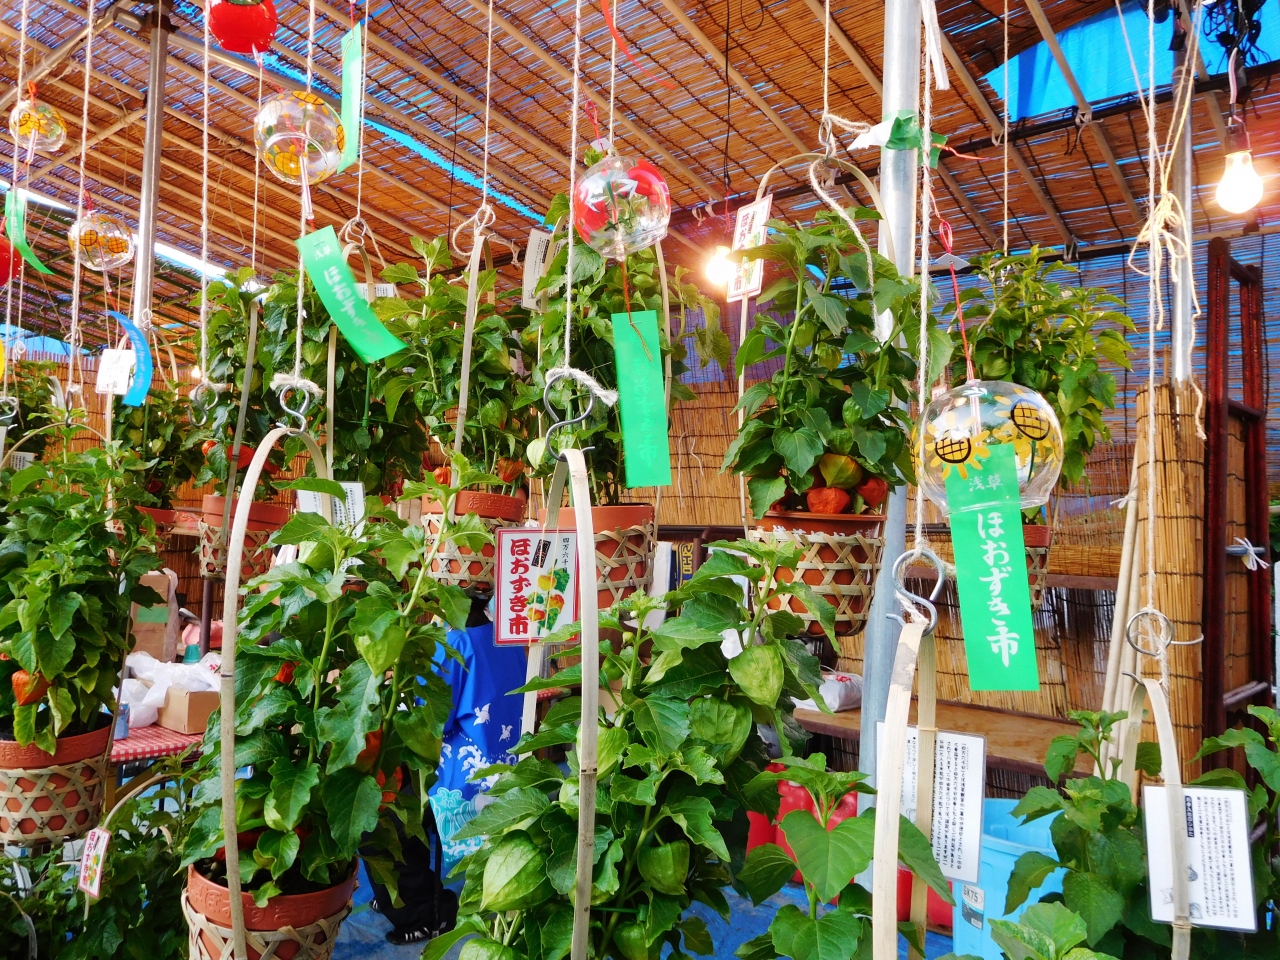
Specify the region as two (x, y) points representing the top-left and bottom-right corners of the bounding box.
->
(885, 110), (946, 168)
(610, 309), (671, 488)
(338, 24), (362, 174)
(5, 190), (52, 275)
(946, 443), (1040, 692)
(297, 226), (406, 363)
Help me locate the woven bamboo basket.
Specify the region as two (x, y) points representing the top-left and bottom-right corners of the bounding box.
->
(1023, 524), (1054, 610)
(0, 724), (111, 846)
(423, 490), (527, 595)
(539, 503), (657, 610)
(198, 495), (289, 581)
(748, 510), (885, 635)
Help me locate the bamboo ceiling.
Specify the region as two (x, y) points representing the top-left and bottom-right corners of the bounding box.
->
(0, 0), (1276, 356)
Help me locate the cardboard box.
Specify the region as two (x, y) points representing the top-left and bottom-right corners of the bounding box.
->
(156, 686), (219, 735)
(131, 569), (180, 661)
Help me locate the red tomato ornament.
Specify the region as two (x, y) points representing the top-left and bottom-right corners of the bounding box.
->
(0, 235), (20, 286)
(208, 0), (278, 55)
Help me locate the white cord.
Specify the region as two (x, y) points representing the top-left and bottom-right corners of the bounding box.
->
(198, 0), (212, 388)
(563, 0), (586, 363)
(67, 0), (95, 395)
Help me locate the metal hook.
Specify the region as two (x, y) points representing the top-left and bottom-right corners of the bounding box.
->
(189, 382), (216, 427)
(276, 386), (313, 430)
(1125, 608), (1173, 660)
(886, 545), (946, 636)
(0, 397), (18, 428)
(541, 371), (596, 462)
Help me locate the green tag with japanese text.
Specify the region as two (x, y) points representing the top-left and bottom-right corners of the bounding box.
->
(338, 24), (362, 173)
(946, 443), (1040, 691)
(297, 226), (405, 363)
(5, 190), (52, 275)
(611, 309), (671, 488)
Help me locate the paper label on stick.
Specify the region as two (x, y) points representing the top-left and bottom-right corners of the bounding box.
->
(521, 229), (562, 309)
(96, 349), (136, 396)
(298, 227), (406, 364)
(338, 24), (362, 173)
(727, 195), (771, 303)
(77, 827), (111, 898)
(947, 443), (1040, 691)
(494, 527), (579, 645)
(611, 309), (671, 488)
(876, 722), (986, 882)
(1144, 785), (1256, 931)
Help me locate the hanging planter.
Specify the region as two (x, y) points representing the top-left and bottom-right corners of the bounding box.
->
(198, 494), (289, 581)
(422, 488), (526, 594)
(183, 865), (354, 960)
(749, 509), (886, 637)
(207, 0), (279, 55)
(538, 502), (656, 611)
(0, 724), (110, 846)
(1023, 521), (1054, 610)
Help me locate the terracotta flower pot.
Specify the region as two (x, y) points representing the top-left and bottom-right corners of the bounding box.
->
(198, 495), (290, 581)
(423, 490), (527, 594)
(138, 506), (177, 526)
(1022, 522), (1054, 609)
(537, 503), (656, 612)
(201, 495), (291, 532)
(751, 510), (886, 637)
(185, 864), (355, 960)
(0, 724), (111, 844)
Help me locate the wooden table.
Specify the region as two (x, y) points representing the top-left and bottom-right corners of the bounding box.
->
(793, 701), (1091, 778)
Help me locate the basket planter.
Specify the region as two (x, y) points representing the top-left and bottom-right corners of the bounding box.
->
(748, 510), (885, 636)
(198, 495), (290, 581)
(0, 724), (111, 846)
(423, 490), (527, 595)
(183, 864), (355, 960)
(537, 503), (656, 611)
(1023, 522), (1053, 610)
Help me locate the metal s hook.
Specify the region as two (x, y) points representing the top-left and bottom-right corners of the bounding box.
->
(541, 370), (596, 461)
(189, 381), (216, 427)
(0, 397), (18, 428)
(276, 385), (313, 431)
(887, 545), (946, 636)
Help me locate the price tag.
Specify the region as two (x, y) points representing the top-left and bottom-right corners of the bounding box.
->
(495, 527), (579, 645)
(78, 827), (111, 898)
(1144, 785), (1256, 931)
(522, 228), (562, 309)
(95, 349), (136, 396)
(727, 195), (772, 303)
(354, 282), (398, 300)
(878, 722), (986, 883)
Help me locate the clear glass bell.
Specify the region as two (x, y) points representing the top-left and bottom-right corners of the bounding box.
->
(255, 91), (345, 186)
(68, 212), (135, 271)
(572, 155), (670, 258)
(915, 380), (1063, 515)
(8, 99), (67, 153)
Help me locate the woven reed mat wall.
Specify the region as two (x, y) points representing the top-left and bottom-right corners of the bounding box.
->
(1132, 382), (1205, 779)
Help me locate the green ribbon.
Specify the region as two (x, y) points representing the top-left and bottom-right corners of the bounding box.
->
(611, 309), (671, 488)
(338, 23), (362, 174)
(884, 110), (946, 169)
(946, 443), (1040, 692)
(297, 226), (405, 364)
(5, 190), (53, 275)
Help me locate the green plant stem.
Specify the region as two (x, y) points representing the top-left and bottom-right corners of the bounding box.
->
(307, 602), (340, 766)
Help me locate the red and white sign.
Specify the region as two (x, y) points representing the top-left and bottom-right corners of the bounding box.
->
(494, 527), (579, 645)
(78, 827), (111, 897)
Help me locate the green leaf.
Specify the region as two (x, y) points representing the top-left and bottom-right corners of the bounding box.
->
(769, 905), (864, 960)
(806, 285), (848, 336)
(1044, 735), (1080, 782)
(747, 476), (787, 520)
(689, 696), (752, 762)
(679, 916), (714, 956)
(316, 660), (383, 772)
(664, 793), (729, 859)
(1134, 741), (1162, 778)
(988, 919), (1056, 960)
(737, 843), (796, 906)
(779, 809), (874, 902)
(651, 619), (727, 651)
(1020, 901), (1089, 955)
(48, 591), (81, 640)
(628, 694), (691, 756)
(1062, 872), (1124, 946)
(482, 833), (551, 911)
(896, 813), (954, 904)
(730, 645), (784, 706)
(263, 757), (320, 832)
(1005, 850), (1062, 914)
(454, 786), (551, 840)
(735, 933), (779, 960)
(772, 427), (824, 479)
(320, 767), (381, 859)
(395, 680), (450, 761)
(281, 477), (349, 500)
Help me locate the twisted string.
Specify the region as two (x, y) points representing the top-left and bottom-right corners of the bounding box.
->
(66, 0), (96, 396)
(562, 0), (586, 365)
(198, 0), (212, 389)
(1001, 0), (1009, 253)
(2, 0), (32, 400)
(452, 0), (497, 256)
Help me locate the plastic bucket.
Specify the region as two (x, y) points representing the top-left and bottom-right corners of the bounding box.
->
(951, 798), (1065, 959)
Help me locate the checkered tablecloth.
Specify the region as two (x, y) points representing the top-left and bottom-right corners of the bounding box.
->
(109, 724), (203, 764)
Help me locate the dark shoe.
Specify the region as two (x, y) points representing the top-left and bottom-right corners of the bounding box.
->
(385, 925), (433, 946)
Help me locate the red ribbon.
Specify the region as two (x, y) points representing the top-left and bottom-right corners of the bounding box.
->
(601, 0), (675, 91)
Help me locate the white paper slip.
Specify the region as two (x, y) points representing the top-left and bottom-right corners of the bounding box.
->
(95, 348), (136, 396)
(521, 228), (563, 309)
(354, 282), (398, 300)
(727, 195), (772, 303)
(1144, 785), (1256, 932)
(294, 482), (367, 532)
(877, 721), (986, 883)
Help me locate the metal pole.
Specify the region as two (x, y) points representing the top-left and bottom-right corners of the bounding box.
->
(131, 0), (169, 331)
(1170, 39), (1195, 382)
(860, 0), (920, 796)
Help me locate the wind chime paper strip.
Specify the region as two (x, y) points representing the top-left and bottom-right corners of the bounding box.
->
(5, 190), (53, 275)
(297, 226), (406, 363)
(338, 23), (362, 173)
(107, 310), (153, 407)
(610, 308), (671, 488)
(946, 443), (1040, 691)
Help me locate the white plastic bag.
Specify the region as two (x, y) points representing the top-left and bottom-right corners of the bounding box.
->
(125, 652), (220, 728)
(793, 669), (863, 713)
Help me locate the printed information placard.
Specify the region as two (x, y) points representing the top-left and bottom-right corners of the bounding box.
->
(727, 195), (772, 303)
(878, 722), (986, 882)
(946, 443), (1040, 691)
(95, 348), (135, 396)
(78, 827), (111, 898)
(1144, 785), (1256, 932)
(495, 527), (579, 645)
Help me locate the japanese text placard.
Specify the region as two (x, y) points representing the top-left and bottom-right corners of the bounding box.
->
(946, 443), (1040, 691)
(495, 527), (579, 645)
(727, 195), (771, 303)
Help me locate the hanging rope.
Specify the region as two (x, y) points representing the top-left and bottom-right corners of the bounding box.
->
(3, 0), (34, 405)
(450, 0), (497, 256)
(65, 0), (96, 398)
(197, 0), (213, 393)
(1001, 0), (1009, 253)
(562, 0), (587, 365)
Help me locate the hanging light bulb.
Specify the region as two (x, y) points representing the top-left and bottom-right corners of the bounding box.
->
(1217, 113), (1264, 215)
(705, 245), (733, 287)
